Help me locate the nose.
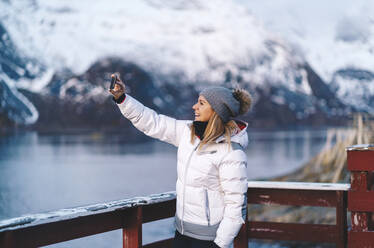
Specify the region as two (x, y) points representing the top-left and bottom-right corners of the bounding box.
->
(192, 103), (198, 110)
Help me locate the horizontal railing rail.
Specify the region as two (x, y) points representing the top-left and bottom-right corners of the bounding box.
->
(0, 182), (350, 248)
(0, 192), (177, 248)
(246, 181), (350, 248)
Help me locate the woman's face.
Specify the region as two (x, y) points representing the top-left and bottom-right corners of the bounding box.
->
(192, 95), (214, 122)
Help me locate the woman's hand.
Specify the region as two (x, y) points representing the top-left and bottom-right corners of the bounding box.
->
(109, 74), (126, 100)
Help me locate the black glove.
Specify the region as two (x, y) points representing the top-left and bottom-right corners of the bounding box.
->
(112, 93), (126, 104)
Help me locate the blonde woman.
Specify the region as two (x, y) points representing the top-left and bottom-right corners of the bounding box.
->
(110, 75), (252, 248)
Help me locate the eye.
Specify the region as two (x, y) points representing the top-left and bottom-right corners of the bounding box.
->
(200, 100), (204, 105)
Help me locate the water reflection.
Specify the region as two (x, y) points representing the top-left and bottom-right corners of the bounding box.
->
(246, 129), (327, 179)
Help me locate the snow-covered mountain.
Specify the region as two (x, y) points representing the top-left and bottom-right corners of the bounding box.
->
(0, 0), (358, 129)
(331, 69), (374, 113)
(1, 0), (308, 86)
(0, 22), (41, 125)
(238, 0), (374, 115)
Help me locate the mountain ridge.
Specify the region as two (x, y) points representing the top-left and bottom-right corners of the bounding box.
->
(0, 0), (365, 131)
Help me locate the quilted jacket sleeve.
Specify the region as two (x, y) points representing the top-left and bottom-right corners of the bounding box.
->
(214, 149), (248, 248)
(116, 94), (188, 147)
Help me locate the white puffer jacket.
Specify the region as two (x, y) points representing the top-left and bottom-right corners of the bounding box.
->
(117, 95), (248, 248)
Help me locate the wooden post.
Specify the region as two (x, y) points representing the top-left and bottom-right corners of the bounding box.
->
(336, 190), (347, 248)
(0, 232), (15, 248)
(350, 172), (370, 232)
(123, 206), (142, 248)
(347, 144), (374, 247)
(368, 171), (374, 231)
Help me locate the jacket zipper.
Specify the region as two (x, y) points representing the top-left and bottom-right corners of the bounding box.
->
(181, 142), (200, 234)
(204, 188), (210, 226)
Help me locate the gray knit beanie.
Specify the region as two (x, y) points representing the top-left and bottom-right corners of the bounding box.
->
(200, 87), (240, 123)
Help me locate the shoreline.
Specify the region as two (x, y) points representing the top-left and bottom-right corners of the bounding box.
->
(1, 123), (350, 136)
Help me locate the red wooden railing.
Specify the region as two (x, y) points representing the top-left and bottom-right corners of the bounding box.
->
(246, 181), (349, 247)
(0, 144), (373, 248)
(0, 192), (178, 248)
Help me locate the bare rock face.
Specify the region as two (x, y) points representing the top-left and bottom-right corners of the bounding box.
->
(19, 58), (199, 135)
(1, 51), (352, 133)
(14, 56), (352, 133)
(21, 59), (159, 132)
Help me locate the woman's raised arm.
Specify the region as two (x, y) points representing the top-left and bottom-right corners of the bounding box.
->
(109, 75), (188, 147)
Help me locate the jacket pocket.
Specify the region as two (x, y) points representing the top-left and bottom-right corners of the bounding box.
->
(204, 188), (210, 226)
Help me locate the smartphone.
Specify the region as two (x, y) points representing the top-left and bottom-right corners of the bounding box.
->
(110, 74), (118, 90)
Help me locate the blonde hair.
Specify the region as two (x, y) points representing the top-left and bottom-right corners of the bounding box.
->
(190, 112), (239, 150)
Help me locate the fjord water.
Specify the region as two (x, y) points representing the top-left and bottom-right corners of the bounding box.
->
(0, 128), (329, 247)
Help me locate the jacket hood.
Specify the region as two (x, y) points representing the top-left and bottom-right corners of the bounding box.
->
(215, 120), (248, 149)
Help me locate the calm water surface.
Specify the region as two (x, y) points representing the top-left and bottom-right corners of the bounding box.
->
(0, 128), (329, 247)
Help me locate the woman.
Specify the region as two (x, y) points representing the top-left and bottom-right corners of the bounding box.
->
(109, 75), (252, 248)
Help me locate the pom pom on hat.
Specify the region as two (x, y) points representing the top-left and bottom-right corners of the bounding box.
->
(233, 88), (252, 115)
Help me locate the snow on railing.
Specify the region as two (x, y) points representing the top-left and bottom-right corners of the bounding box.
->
(0, 191), (176, 231)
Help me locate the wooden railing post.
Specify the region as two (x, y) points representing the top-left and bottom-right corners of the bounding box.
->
(123, 206), (142, 248)
(336, 190), (347, 248)
(347, 144), (374, 247)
